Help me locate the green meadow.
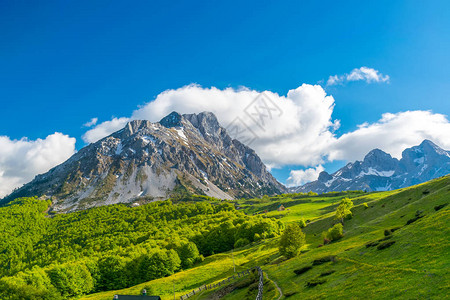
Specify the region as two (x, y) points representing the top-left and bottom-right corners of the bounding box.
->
(80, 175), (450, 300)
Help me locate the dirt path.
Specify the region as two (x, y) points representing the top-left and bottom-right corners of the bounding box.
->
(264, 272), (283, 300)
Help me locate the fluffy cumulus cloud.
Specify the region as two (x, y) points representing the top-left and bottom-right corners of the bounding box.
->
(328, 110), (450, 161)
(85, 84), (339, 167)
(0, 133), (76, 197)
(327, 67), (390, 86)
(84, 83), (450, 186)
(286, 165), (325, 187)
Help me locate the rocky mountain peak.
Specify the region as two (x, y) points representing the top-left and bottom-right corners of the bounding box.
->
(362, 148), (398, 171)
(125, 120), (153, 135)
(2, 111), (285, 212)
(159, 111), (183, 128)
(184, 111), (221, 137)
(292, 140), (450, 194)
(318, 171), (332, 182)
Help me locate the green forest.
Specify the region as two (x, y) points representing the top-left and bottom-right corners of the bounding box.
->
(0, 197), (282, 299)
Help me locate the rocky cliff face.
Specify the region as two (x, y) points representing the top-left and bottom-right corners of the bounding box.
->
(3, 112), (285, 211)
(292, 140), (450, 193)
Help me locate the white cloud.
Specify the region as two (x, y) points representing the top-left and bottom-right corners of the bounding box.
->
(329, 110), (450, 161)
(82, 117), (130, 143)
(0, 133), (76, 197)
(286, 165), (325, 187)
(327, 67), (390, 86)
(83, 117), (98, 127)
(85, 84), (338, 166)
(83, 84), (450, 186)
(130, 83), (339, 167)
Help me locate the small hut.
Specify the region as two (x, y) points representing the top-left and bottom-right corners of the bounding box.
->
(277, 204), (285, 211)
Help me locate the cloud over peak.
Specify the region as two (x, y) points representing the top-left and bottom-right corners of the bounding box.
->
(83, 84), (450, 176)
(84, 84), (339, 167)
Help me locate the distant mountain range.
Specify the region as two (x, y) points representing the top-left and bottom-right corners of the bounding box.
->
(2, 112), (285, 212)
(292, 140), (450, 194)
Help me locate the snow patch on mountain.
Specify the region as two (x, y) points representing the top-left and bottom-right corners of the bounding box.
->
(359, 168), (395, 177)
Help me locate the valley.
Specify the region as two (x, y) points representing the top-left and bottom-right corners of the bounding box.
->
(1, 175), (448, 299)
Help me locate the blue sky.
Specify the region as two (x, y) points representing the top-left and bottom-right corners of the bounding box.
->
(1, 1), (449, 194)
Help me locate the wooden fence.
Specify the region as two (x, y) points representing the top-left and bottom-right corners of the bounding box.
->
(179, 266), (264, 300)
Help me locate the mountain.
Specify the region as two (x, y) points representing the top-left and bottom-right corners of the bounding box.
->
(293, 140), (450, 193)
(2, 111), (285, 211)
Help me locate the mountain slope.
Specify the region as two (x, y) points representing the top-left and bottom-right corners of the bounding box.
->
(2, 112), (285, 211)
(293, 140), (450, 193)
(79, 175), (450, 300)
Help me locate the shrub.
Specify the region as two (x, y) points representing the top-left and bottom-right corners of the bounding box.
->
(284, 291), (298, 297)
(312, 256), (336, 265)
(365, 241), (379, 248)
(279, 223), (306, 258)
(306, 278), (326, 287)
(326, 223), (344, 241)
(298, 218), (306, 228)
(377, 241), (396, 250)
(319, 270), (336, 277)
(406, 215), (423, 225)
(293, 266), (312, 275)
(384, 229), (392, 236)
(434, 204), (447, 211)
(390, 226), (401, 233)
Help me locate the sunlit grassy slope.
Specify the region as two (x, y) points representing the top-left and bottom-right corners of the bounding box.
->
(81, 175), (450, 300)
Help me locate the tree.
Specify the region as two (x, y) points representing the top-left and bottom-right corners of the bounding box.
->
(96, 256), (129, 290)
(0, 267), (62, 300)
(47, 263), (94, 297)
(178, 242), (200, 269)
(335, 197), (354, 224)
(279, 223), (305, 258)
(139, 249), (181, 281)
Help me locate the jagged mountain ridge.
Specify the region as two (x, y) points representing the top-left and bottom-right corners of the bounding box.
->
(293, 140), (450, 193)
(2, 111), (285, 211)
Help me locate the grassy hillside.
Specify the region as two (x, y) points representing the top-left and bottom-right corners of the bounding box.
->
(81, 175), (450, 300)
